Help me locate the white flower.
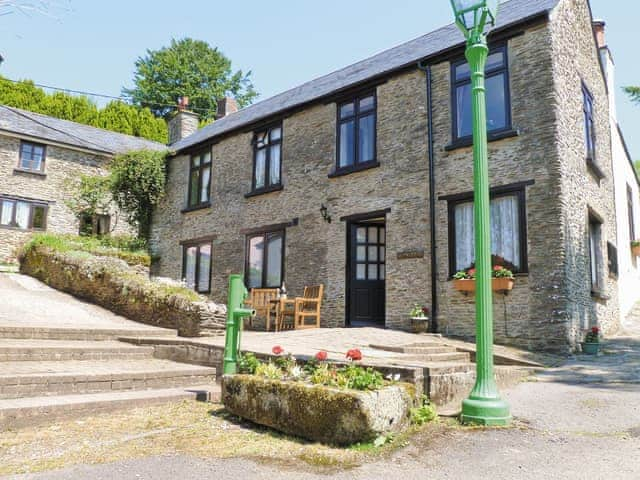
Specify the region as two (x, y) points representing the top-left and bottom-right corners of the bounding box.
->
(290, 366), (303, 379)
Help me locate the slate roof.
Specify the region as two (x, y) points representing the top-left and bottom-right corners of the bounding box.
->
(0, 105), (166, 155)
(172, 0), (561, 153)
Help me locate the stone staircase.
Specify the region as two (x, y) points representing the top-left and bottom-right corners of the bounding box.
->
(0, 326), (219, 429)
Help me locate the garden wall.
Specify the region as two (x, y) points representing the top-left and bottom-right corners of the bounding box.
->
(19, 245), (226, 336)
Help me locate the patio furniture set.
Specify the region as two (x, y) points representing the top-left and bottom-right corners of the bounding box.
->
(245, 285), (324, 332)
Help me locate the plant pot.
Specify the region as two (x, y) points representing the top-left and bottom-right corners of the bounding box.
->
(410, 317), (429, 334)
(632, 244), (640, 257)
(581, 342), (600, 355)
(453, 278), (515, 294)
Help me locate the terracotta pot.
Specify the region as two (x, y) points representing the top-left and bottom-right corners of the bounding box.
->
(453, 278), (515, 293)
(631, 244), (640, 257)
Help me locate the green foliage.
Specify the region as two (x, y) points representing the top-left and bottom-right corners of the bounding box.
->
(239, 353), (261, 375)
(22, 233), (151, 267)
(0, 77), (168, 143)
(122, 38), (257, 121)
(410, 397), (437, 425)
(255, 362), (283, 380)
(634, 160), (640, 179)
(64, 174), (112, 222)
(339, 365), (384, 391)
(109, 150), (167, 239)
(624, 86), (640, 104)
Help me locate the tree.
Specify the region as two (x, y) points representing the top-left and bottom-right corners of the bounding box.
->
(624, 86), (640, 105)
(123, 38), (257, 121)
(109, 150), (167, 240)
(0, 77), (168, 143)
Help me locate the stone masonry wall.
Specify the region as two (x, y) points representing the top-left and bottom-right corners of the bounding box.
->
(549, 0), (620, 343)
(0, 135), (132, 262)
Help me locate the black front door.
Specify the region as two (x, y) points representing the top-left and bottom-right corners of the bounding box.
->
(348, 222), (386, 326)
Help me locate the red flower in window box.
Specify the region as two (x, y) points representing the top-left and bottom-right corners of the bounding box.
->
(346, 349), (363, 361)
(272, 345), (284, 356)
(315, 351), (328, 361)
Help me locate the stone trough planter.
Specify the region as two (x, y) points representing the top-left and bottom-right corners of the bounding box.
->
(222, 375), (416, 446)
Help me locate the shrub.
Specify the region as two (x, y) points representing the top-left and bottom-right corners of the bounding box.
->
(239, 353), (261, 375)
(410, 401), (437, 426)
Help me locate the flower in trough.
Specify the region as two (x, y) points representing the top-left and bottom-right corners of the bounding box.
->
(346, 348), (363, 361)
(272, 345), (284, 356)
(386, 373), (401, 382)
(290, 366), (303, 379)
(315, 351), (328, 361)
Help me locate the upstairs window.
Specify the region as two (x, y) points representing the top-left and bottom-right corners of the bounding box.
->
(182, 240), (212, 294)
(245, 230), (284, 289)
(452, 46), (511, 141)
(252, 125), (282, 193)
(187, 150), (212, 209)
(19, 142), (46, 172)
(583, 84), (596, 162)
(336, 92), (377, 172)
(589, 215), (603, 291)
(0, 197), (47, 230)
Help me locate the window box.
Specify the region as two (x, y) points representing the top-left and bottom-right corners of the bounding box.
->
(631, 242), (640, 257)
(453, 278), (514, 294)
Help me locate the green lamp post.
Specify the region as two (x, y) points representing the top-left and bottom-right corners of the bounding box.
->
(449, 0), (511, 426)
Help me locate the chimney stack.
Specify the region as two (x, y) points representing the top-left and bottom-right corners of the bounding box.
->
(593, 20), (606, 49)
(216, 97), (239, 120)
(168, 96), (199, 145)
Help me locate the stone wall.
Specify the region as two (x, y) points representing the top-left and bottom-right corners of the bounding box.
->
(549, 0), (620, 343)
(0, 135), (132, 262)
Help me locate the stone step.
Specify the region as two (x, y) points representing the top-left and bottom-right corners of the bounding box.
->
(0, 340), (155, 362)
(403, 352), (471, 362)
(0, 326), (176, 341)
(369, 344), (461, 355)
(0, 359), (217, 399)
(0, 384), (221, 430)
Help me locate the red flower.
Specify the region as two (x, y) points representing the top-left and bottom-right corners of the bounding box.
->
(493, 265), (503, 271)
(315, 351), (328, 361)
(272, 345), (284, 356)
(468, 268), (476, 275)
(346, 348), (363, 361)
(422, 307), (430, 315)
(591, 327), (600, 334)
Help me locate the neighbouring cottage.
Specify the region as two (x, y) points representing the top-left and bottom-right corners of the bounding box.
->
(0, 106), (166, 261)
(150, 0), (638, 353)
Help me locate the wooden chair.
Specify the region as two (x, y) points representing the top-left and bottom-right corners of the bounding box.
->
(279, 285), (324, 330)
(245, 288), (279, 331)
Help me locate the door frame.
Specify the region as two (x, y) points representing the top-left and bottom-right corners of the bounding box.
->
(344, 210), (388, 327)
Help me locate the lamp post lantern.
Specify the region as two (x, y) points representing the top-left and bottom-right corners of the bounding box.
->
(449, 0), (511, 426)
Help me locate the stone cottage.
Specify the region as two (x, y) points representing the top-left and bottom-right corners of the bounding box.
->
(150, 0), (635, 353)
(0, 105), (166, 261)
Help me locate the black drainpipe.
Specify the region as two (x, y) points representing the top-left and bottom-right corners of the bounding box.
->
(417, 61), (438, 333)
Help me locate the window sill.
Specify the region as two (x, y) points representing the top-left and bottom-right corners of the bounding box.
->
(591, 288), (610, 302)
(328, 161), (380, 178)
(244, 185), (284, 198)
(14, 168), (46, 178)
(586, 158), (606, 180)
(0, 224), (46, 232)
(181, 202), (211, 214)
(444, 129), (520, 152)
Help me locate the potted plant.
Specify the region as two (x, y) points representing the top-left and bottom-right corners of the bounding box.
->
(631, 241), (640, 257)
(581, 326), (601, 355)
(453, 265), (515, 294)
(409, 305), (430, 333)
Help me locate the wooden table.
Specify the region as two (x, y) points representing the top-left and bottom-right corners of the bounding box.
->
(267, 297), (295, 332)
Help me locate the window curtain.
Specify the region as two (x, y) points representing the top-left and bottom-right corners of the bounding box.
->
(455, 195), (521, 271)
(15, 202), (30, 229)
(184, 247), (197, 289)
(0, 201), (13, 225)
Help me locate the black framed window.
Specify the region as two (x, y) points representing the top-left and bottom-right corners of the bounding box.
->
(448, 185), (528, 275)
(182, 240), (212, 294)
(583, 83), (596, 163)
(607, 242), (618, 278)
(251, 124), (282, 193)
(589, 215), (603, 290)
(452, 45), (511, 141)
(0, 197), (47, 230)
(245, 230), (284, 289)
(336, 92), (377, 172)
(79, 214), (111, 237)
(19, 142), (46, 172)
(627, 184), (636, 242)
(187, 150), (212, 209)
